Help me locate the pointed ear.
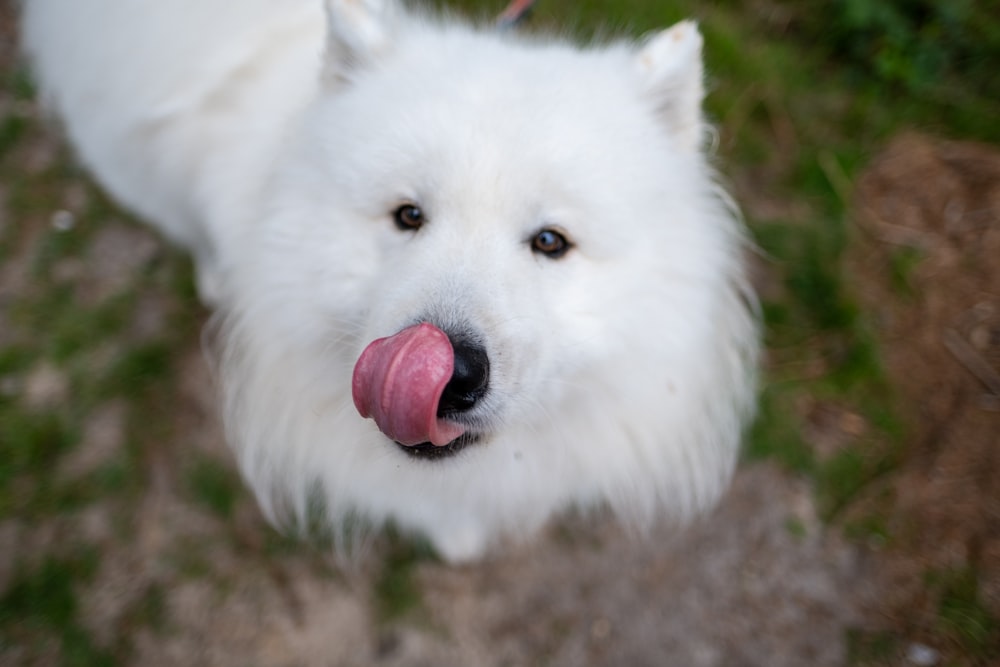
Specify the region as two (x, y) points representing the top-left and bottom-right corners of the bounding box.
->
(323, 0), (397, 85)
(635, 21), (706, 152)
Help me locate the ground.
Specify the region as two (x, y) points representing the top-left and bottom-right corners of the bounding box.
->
(846, 133), (1000, 661)
(1, 2), (998, 666)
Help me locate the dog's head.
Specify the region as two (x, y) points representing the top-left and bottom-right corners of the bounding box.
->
(221, 0), (758, 561)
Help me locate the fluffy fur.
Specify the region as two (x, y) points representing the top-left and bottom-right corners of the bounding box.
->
(23, 0), (759, 562)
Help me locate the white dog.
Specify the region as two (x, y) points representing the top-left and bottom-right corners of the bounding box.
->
(23, 0), (759, 561)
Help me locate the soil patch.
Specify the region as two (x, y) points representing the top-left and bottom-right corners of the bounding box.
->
(849, 132), (1000, 662)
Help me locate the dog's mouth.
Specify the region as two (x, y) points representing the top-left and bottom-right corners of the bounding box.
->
(395, 431), (482, 460)
(353, 322), (492, 455)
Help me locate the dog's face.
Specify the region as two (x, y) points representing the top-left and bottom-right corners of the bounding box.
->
(222, 3), (757, 561)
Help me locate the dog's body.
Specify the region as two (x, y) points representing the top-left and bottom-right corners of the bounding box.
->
(23, 0), (759, 561)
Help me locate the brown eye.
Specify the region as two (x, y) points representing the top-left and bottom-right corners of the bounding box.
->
(531, 228), (571, 259)
(393, 204), (424, 231)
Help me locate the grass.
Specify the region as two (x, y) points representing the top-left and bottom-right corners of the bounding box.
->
(373, 528), (438, 624)
(847, 628), (899, 665)
(932, 568), (1000, 659)
(1, 0), (998, 664)
(0, 551), (114, 667)
(185, 455), (242, 519)
(0, 55), (212, 662)
(888, 245), (924, 297)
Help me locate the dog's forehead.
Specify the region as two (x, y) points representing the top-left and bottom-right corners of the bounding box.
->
(345, 39), (662, 172)
(399, 35), (637, 118)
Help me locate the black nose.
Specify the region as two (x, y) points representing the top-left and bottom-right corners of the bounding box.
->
(437, 336), (490, 415)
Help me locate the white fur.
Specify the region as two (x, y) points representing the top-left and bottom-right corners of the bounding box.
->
(23, 0), (759, 562)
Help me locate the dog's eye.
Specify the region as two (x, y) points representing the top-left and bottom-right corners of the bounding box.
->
(531, 228), (571, 259)
(393, 204), (424, 231)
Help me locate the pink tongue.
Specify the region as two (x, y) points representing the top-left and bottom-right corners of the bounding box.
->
(352, 323), (467, 447)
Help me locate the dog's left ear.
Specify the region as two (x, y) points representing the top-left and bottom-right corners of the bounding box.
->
(322, 0), (397, 85)
(635, 21), (705, 152)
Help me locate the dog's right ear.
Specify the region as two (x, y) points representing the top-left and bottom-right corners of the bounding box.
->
(322, 0), (397, 85)
(635, 20), (705, 153)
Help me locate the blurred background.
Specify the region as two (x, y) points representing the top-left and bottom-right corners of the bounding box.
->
(0, 1), (997, 665)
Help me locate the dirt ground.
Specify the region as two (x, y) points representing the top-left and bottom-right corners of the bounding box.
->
(2, 3), (999, 665)
(848, 133), (1000, 659)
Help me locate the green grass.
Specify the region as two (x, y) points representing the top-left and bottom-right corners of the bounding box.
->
(0, 408), (76, 515)
(888, 245), (924, 297)
(0, 551), (114, 667)
(0, 114), (27, 158)
(746, 384), (813, 473)
(846, 628), (899, 665)
(100, 341), (173, 398)
(0, 56), (209, 662)
(373, 528), (438, 624)
(186, 455), (242, 519)
(931, 568), (1000, 659)
(129, 583), (169, 636)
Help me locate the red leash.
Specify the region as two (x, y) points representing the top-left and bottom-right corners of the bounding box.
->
(496, 0), (537, 29)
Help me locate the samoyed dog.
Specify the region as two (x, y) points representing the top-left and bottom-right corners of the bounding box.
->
(23, 0), (759, 561)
